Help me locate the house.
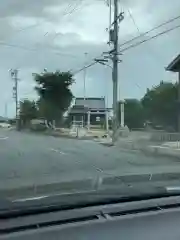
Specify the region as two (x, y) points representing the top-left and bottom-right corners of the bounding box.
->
(166, 54), (180, 131)
(0, 116), (8, 123)
(68, 97), (110, 129)
(0, 116), (11, 128)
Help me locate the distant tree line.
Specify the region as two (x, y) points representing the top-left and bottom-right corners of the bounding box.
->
(19, 71), (179, 131)
(118, 81), (178, 131)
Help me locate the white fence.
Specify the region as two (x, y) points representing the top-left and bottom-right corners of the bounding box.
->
(151, 132), (180, 142)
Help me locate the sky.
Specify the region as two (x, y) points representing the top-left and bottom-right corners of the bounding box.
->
(0, 0), (180, 117)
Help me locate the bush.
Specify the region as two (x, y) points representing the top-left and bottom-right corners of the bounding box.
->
(30, 122), (47, 131)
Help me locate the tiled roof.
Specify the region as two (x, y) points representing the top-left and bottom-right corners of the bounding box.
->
(75, 97), (105, 110)
(69, 105), (89, 114)
(166, 54), (180, 72)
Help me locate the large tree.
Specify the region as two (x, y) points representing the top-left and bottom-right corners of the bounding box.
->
(118, 99), (144, 129)
(34, 70), (74, 124)
(117, 81), (178, 131)
(19, 99), (38, 127)
(141, 81), (178, 130)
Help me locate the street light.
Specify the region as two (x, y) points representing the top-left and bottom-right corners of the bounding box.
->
(94, 58), (112, 109)
(94, 58), (113, 134)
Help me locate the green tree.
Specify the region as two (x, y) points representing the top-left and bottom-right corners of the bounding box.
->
(141, 81), (178, 130)
(118, 99), (144, 129)
(34, 70), (74, 124)
(19, 100), (38, 127)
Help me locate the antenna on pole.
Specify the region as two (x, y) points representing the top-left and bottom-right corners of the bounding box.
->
(83, 52), (88, 102)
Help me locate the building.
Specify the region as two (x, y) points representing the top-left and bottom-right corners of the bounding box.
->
(166, 54), (180, 131)
(0, 116), (8, 123)
(68, 97), (110, 130)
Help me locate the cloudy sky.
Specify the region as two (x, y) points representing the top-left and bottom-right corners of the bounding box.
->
(0, 0), (180, 117)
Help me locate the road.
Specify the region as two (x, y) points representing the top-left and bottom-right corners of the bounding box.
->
(0, 128), (180, 199)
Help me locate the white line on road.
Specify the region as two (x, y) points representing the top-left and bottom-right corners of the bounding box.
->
(12, 189), (100, 203)
(50, 148), (66, 155)
(0, 137), (8, 140)
(13, 195), (48, 202)
(166, 186), (180, 192)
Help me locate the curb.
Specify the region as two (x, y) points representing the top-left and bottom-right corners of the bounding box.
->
(5, 170), (180, 200)
(1, 178), (93, 200)
(112, 139), (180, 159)
(125, 143), (180, 159)
(103, 171), (180, 185)
(18, 130), (94, 141)
(49, 133), (94, 141)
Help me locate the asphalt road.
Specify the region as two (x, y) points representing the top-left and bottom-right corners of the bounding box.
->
(0, 128), (180, 199)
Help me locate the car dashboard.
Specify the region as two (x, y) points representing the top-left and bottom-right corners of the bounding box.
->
(1, 195), (180, 239)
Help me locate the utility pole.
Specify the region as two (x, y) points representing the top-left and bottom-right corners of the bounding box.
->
(96, 0), (124, 143)
(83, 52), (88, 128)
(110, 0), (124, 144)
(112, 0), (119, 144)
(94, 0), (124, 143)
(10, 69), (19, 124)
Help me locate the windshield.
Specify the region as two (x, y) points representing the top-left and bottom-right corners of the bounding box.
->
(1, 0), (180, 209)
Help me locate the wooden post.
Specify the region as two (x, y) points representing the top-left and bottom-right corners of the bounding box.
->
(87, 111), (90, 131)
(178, 71), (180, 132)
(120, 101), (125, 127)
(106, 110), (109, 132)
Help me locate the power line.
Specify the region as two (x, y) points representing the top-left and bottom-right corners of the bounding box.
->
(23, 1), (83, 38)
(127, 7), (163, 63)
(72, 61), (97, 75)
(63, 0), (83, 16)
(2, 1), (83, 68)
(104, 0), (112, 30)
(51, 0), (84, 42)
(0, 0), (84, 44)
(72, 20), (180, 76)
(120, 23), (180, 53)
(0, 41), (78, 58)
(127, 8), (141, 33)
(3, 1), (85, 67)
(71, 14), (180, 77)
(0, 1), (51, 42)
(28, 7), (180, 78)
(67, 0), (84, 15)
(119, 13), (180, 48)
(126, 8), (161, 91)
(71, 47), (109, 75)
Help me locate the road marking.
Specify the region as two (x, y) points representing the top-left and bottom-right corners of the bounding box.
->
(50, 148), (66, 155)
(119, 148), (140, 153)
(0, 137), (8, 140)
(12, 189), (100, 203)
(166, 186), (180, 192)
(13, 195), (48, 202)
